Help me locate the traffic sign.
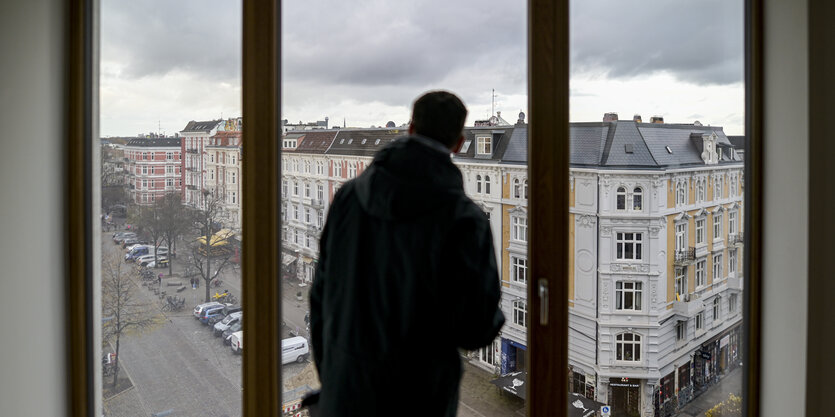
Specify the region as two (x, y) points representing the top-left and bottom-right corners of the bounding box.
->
(601, 405), (611, 416)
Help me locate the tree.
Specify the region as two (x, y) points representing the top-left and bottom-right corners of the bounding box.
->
(188, 190), (237, 302)
(101, 253), (154, 389)
(136, 200), (165, 265)
(705, 393), (742, 417)
(157, 193), (191, 276)
(100, 144), (128, 211)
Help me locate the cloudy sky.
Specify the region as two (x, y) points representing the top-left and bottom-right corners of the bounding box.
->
(100, 0), (744, 137)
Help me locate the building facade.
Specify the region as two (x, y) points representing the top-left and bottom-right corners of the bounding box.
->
(180, 120), (222, 209)
(205, 130), (243, 231)
(124, 138), (183, 205)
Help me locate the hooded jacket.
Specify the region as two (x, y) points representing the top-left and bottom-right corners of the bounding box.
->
(309, 135), (505, 417)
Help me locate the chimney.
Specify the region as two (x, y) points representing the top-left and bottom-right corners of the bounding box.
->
(633, 114), (642, 123)
(650, 115), (664, 124)
(603, 112), (619, 122)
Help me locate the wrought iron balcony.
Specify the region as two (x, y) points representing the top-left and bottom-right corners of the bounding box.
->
(674, 247), (696, 266)
(310, 198), (324, 207)
(729, 233), (744, 246)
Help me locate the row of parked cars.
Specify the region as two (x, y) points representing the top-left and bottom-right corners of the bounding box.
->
(112, 232), (170, 267)
(191, 301), (310, 364)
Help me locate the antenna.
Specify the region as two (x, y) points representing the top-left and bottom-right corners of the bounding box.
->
(491, 89), (497, 117)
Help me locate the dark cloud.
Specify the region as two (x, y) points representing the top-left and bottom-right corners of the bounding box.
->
(570, 0), (744, 85)
(102, 0), (241, 81)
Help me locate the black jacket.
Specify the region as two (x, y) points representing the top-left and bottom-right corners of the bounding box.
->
(310, 135), (505, 417)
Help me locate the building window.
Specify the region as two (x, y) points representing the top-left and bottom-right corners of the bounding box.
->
(305, 161), (311, 173)
(696, 311), (705, 331)
(713, 296), (721, 321)
(231, 172), (236, 184)
(305, 208), (311, 224)
(142, 166), (148, 175)
(143, 152), (148, 160)
(511, 256), (527, 284)
(713, 253), (723, 281)
(317, 184), (324, 200)
(675, 223), (686, 252)
(166, 152), (173, 160)
(696, 178), (706, 202)
(293, 159), (299, 172)
(615, 232), (642, 260)
(231, 155), (236, 165)
(479, 340), (498, 366)
(615, 333), (641, 362)
(348, 162), (357, 178)
(334, 161), (342, 177)
(676, 181), (687, 206)
(729, 210), (738, 235)
(729, 248), (737, 274)
(316, 161), (324, 175)
(676, 321), (687, 341)
(523, 179), (528, 199)
(282, 180), (287, 196)
(512, 300), (527, 327)
(476, 175), (482, 194)
(293, 205), (299, 220)
(511, 216), (528, 242)
(166, 165), (173, 174)
(304, 182), (311, 198)
(141, 179), (147, 189)
(696, 218), (705, 244)
(293, 181), (299, 196)
(616, 186), (626, 210)
(730, 175), (738, 197)
(714, 176), (722, 200)
(696, 259), (706, 287)
(484, 175), (491, 194)
(514, 178), (521, 198)
(231, 192), (236, 204)
(632, 187), (643, 211)
(306, 234), (312, 249)
(317, 210), (323, 227)
(729, 294), (738, 314)
(477, 136), (492, 155)
(166, 178), (173, 187)
(713, 213), (722, 240)
(210, 170), (214, 180)
(675, 267), (688, 298)
(615, 281), (642, 311)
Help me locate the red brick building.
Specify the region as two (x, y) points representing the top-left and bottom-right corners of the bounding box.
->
(124, 138), (183, 205)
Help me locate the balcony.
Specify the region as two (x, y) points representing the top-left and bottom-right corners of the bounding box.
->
(674, 247), (696, 266)
(672, 295), (703, 317)
(729, 233), (744, 246)
(186, 148), (199, 154)
(726, 276), (743, 291)
(310, 199), (324, 208)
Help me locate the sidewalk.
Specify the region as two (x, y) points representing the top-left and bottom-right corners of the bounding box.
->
(675, 367), (743, 416)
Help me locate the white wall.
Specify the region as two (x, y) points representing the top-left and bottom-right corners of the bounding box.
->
(0, 0), (68, 415)
(762, 0), (809, 415)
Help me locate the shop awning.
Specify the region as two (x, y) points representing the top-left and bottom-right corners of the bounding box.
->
(282, 254), (297, 266)
(490, 371), (526, 400)
(568, 392), (607, 417)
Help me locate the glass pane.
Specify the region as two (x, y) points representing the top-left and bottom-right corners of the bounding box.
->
(569, 1), (745, 416)
(99, 1), (243, 415)
(281, 0), (528, 414)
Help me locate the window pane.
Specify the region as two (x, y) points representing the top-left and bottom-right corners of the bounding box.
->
(99, 1), (243, 416)
(282, 0), (527, 415)
(569, 1), (745, 415)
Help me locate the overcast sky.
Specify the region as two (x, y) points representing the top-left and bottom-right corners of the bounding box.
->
(101, 0), (744, 137)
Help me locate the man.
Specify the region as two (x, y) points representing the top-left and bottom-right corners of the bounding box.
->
(310, 91), (505, 416)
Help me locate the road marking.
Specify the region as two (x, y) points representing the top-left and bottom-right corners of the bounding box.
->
(459, 400), (488, 417)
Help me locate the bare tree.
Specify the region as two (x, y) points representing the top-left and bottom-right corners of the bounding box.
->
(188, 190), (237, 302)
(101, 253), (154, 389)
(157, 192), (191, 276)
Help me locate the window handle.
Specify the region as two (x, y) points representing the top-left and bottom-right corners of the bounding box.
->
(538, 279), (549, 326)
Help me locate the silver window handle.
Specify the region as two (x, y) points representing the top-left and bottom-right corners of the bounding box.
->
(538, 279), (549, 326)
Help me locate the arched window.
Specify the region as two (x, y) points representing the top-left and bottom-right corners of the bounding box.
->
(513, 178), (521, 198)
(523, 179), (528, 199)
(616, 187), (627, 210)
(476, 175), (482, 193)
(632, 187), (643, 211)
(485, 175), (491, 194)
(616, 333), (642, 362)
(676, 182), (687, 206)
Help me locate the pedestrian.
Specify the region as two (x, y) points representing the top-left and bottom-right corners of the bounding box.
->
(190, 278), (195, 289)
(158, 274), (162, 286)
(309, 91), (504, 417)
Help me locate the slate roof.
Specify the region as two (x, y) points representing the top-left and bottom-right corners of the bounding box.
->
(326, 128), (406, 157)
(289, 130), (338, 154)
(453, 126), (516, 161)
(125, 138), (181, 148)
(181, 120), (222, 133)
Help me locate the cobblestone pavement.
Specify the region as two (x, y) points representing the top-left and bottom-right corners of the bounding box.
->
(675, 367), (742, 416)
(458, 362), (526, 417)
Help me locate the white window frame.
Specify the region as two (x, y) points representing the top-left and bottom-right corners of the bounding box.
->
(511, 216), (528, 242)
(231, 172), (236, 184)
(317, 210), (323, 227)
(476, 175), (483, 194)
(166, 152), (173, 161)
(293, 181), (299, 196)
(512, 300), (527, 327)
(714, 176), (722, 200)
(676, 181), (687, 206)
(523, 179), (528, 199)
(696, 259), (707, 287)
(713, 213), (722, 241)
(713, 253), (723, 281)
(713, 296), (722, 321)
(142, 165), (148, 175)
(514, 178), (521, 199)
(632, 187), (643, 211)
(293, 205), (299, 221)
(478, 340), (499, 366)
(696, 218), (706, 245)
(615, 281), (643, 311)
(729, 248), (737, 274)
(729, 210), (738, 235)
(348, 162), (357, 178)
(304, 182), (311, 198)
(729, 294), (738, 314)
(615, 332), (641, 362)
(676, 321), (687, 341)
(616, 186), (627, 211)
(675, 222), (687, 252)
(696, 178), (706, 202)
(282, 180), (287, 196)
(675, 267), (688, 298)
(484, 175), (491, 195)
(166, 178), (173, 187)
(511, 255), (528, 285)
(615, 232), (643, 261)
(476, 136), (492, 155)
(334, 161), (342, 177)
(696, 311), (705, 331)
(317, 184), (324, 200)
(304, 208), (311, 224)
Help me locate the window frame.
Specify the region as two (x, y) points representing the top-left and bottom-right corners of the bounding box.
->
(615, 231), (643, 261)
(614, 280), (643, 311)
(65, 1), (765, 415)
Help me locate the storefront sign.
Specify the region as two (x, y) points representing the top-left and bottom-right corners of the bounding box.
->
(610, 382), (640, 388)
(700, 350), (712, 360)
(720, 335), (730, 348)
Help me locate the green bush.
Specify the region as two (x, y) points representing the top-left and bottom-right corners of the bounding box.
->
(705, 393), (742, 417)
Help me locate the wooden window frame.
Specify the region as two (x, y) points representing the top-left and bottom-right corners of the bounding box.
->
(67, 0), (765, 415)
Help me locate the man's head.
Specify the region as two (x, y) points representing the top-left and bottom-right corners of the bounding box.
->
(409, 91), (468, 150)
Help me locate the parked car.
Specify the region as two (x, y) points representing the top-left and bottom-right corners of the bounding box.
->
(230, 331), (243, 354)
(193, 301), (223, 319)
(208, 304), (242, 326)
(281, 336), (309, 364)
(213, 312), (242, 336)
(112, 231), (133, 240)
(113, 233), (136, 244)
(223, 321), (243, 344)
(125, 245), (151, 262)
(147, 258), (169, 268)
(138, 255), (167, 267)
(198, 304), (228, 325)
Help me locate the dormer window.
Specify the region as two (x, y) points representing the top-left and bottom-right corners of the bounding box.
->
(476, 136), (492, 155)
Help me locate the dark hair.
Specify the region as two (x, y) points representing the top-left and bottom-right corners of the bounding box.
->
(411, 91), (468, 148)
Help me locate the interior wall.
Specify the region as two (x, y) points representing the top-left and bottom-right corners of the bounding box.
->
(762, 0), (809, 415)
(0, 0), (68, 415)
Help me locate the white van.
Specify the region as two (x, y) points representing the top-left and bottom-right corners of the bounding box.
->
(230, 331), (244, 354)
(281, 336), (309, 364)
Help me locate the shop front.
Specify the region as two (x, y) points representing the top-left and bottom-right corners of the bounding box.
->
(609, 377), (642, 417)
(500, 338), (527, 375)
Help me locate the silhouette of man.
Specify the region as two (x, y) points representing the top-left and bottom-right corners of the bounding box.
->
(310, 91), (505, 417)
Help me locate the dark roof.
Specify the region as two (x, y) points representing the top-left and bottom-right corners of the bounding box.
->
(288, 130), (338, 154)
(180, 120), (221, 133)
(326, 128), (406, 157)
(125, 138), (181, 148)
(453, 126), (516, 161)
(727, 135), (746, 149)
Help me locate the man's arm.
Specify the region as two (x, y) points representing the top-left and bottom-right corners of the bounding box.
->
(445, 215), (505, 350)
